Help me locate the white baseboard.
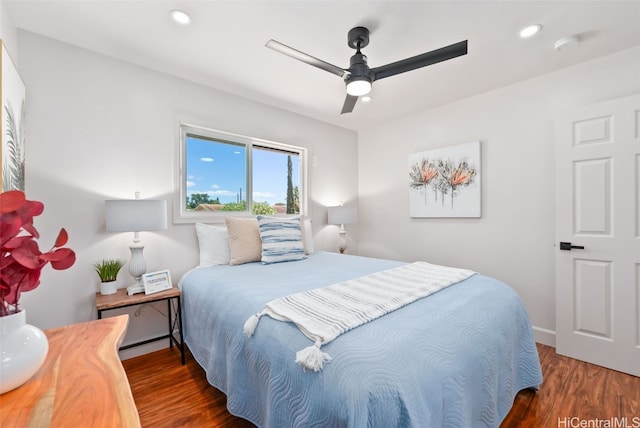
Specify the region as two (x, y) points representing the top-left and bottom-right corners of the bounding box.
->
(532, 326), (556, 347)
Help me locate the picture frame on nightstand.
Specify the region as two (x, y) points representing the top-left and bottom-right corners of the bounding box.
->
(142, 269), (172, 295)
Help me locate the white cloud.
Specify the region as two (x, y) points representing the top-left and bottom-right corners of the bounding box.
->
(210, 190), (236, 196)
(253, 191), (277, 198)
(200, 157), (214, 162)
(186, 181), (195, 188)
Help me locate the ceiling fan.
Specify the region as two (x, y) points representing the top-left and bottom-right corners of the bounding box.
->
(266, 27), (468, 114)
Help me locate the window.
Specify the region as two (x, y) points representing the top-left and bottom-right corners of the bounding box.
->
(176, 124), (306, 222)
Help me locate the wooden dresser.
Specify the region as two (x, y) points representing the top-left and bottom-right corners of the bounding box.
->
(0, 315), (140, 427)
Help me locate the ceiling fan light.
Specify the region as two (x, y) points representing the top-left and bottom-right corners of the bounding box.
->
(346, 79), (372, 96)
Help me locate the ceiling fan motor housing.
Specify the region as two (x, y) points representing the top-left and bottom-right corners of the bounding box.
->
(346, 27), (373, 85)
(347, 52), (372, 82)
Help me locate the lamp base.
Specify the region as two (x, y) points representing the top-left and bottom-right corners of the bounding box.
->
(126, 278), (145, 296)
(127, 285), (145, 296)
(128, 243), (146, 295)
(338, 229), (347, 254)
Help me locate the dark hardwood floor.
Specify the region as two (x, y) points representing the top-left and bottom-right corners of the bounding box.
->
(122, 343), (639, 427)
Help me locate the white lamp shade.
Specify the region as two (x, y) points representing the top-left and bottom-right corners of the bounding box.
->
(105, 199), (168, 232)
(328, 206), (358, 225)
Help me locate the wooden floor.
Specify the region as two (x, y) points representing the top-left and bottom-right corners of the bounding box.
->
(122, 343), (639, 427)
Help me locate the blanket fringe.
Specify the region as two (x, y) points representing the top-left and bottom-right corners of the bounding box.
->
(243, 312), (264, 337)
(295, 340), (332, 372)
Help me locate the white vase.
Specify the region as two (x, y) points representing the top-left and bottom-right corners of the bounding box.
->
(0, 310), (49, 394)
(100, 281), (117, 295)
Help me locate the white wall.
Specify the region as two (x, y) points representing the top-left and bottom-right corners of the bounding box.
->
(16, 30), (357, 357)
(357, 46), (640, 346)
(0, 0), (17, 59)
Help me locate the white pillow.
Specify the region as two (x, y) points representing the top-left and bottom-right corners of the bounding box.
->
(225, 217), (262, 265)
(302, 218), (314, 254)
(257, 216), (306, 264)
(195, 223), (230, 267)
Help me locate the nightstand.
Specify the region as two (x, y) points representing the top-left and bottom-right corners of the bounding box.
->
(96, 286), (185, 364)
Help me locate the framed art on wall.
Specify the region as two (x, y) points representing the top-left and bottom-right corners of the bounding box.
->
(408, 141), (481, 218)
(1, 40), (26, 192)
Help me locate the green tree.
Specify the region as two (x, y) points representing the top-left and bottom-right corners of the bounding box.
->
(220, 201), (247, 211)
(253, 201), (276, 215)
(286, 155), (295, 214)
(220, 200), (276, 215)
(293, 185), (300, 213)
(186, 193), (214, 209)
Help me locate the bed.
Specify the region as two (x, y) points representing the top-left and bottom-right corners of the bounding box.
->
(180, 226), (542, 428)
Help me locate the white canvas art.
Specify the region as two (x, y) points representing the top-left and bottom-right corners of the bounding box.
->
(409, 141), (481, 218)
(1, 41), (26, 192)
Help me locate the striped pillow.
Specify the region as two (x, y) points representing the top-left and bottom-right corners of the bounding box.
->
(257, 216), (307, 264)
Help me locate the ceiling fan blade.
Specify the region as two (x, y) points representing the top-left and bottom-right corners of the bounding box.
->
(340, 94), (358, 114)
(372, 40), (468, 81)
(266, 39), (346, 78)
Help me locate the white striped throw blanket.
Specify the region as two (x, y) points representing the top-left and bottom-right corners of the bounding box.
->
(243, 262), (475, 372)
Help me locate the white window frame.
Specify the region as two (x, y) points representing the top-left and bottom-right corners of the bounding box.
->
(174, 123), (308, 224)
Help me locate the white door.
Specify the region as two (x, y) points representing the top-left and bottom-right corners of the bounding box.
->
(555, 93), (640, 376)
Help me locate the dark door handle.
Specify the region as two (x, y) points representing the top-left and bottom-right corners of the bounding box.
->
(560, 242), (585, 251)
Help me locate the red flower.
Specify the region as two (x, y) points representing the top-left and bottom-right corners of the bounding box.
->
(0, 191), (75, 316)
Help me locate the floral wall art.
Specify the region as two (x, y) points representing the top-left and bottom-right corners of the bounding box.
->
(1, 41), (26, 192)
(409, 141), (481, 218)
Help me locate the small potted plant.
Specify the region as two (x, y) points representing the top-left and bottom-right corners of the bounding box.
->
(93, 259), (124, 295)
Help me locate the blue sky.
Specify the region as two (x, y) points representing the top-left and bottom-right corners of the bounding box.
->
(186, 136), (299, 205)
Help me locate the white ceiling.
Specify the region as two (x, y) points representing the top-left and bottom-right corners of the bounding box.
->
(5, 1), (640, 131)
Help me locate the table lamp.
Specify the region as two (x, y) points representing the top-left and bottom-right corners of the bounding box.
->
(328, 205), (358, 254)
(105, 195), (167, 295)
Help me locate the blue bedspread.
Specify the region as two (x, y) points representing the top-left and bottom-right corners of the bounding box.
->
(181, 251), (542, 427)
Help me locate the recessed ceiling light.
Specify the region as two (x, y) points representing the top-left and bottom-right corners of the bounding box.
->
(170, 9), (191, 25)
(361, 95), (372, 103)
(520, 24), (542, 38)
